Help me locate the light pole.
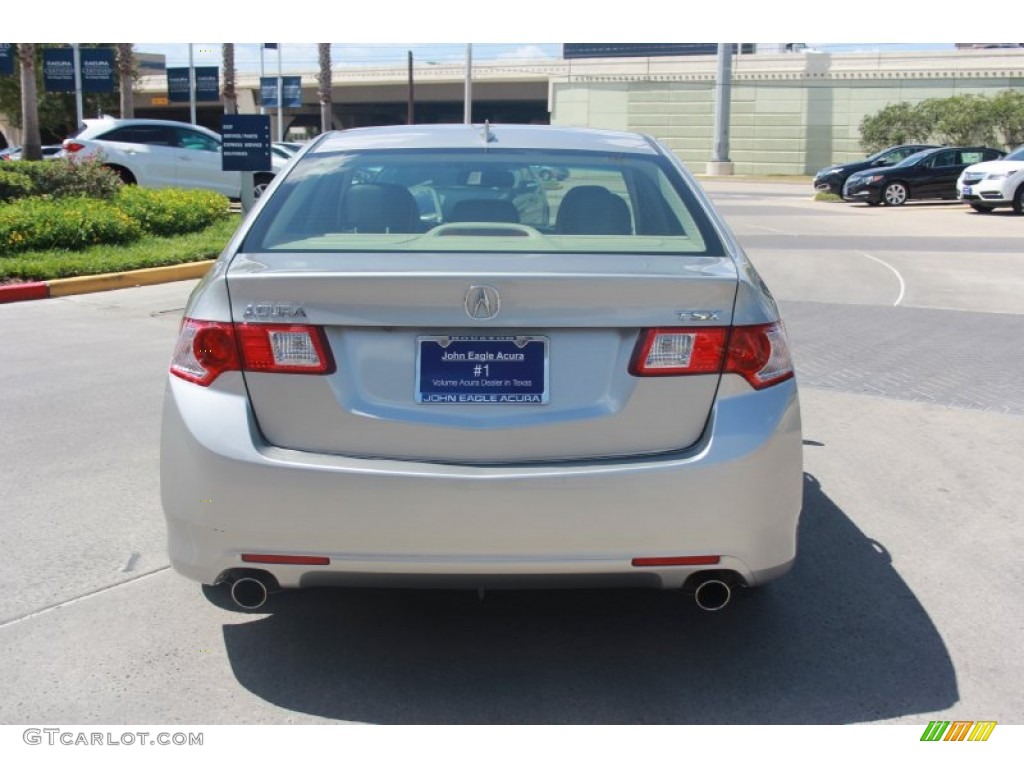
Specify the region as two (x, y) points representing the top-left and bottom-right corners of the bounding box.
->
(708, 43), (735, 176)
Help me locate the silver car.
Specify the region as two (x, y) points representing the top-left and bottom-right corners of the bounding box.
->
(161, 124), (802, 612)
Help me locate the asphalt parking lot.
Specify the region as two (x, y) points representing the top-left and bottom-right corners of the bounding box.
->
(0, 181), (1021, 726)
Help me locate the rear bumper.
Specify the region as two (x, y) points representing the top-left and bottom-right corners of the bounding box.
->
(160, 375), (803, 591)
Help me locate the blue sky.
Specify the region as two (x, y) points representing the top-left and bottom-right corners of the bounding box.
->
(136, 44), (562, 73)
(137, 43), (960, 74)
(24, 0), (1010, 67)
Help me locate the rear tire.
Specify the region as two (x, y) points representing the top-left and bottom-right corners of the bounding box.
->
(107, 165), (136, 185)
(1013, 185), (1024, 215)
(883, 182), (908, 206)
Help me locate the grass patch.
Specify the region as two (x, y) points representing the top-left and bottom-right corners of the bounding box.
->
(0, 215), (240, 283)
(814, 191), (844, 202)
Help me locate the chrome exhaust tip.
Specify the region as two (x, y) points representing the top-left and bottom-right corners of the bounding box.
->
(693, 578), (731, 612)
(230, 576), (269, 610)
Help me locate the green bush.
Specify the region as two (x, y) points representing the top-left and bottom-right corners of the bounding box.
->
(0, 170), (35, 203)
(0, 157), (122, 201)
(0, 197), (143, 255)
(859, 102), (936, 154)
(860, 90), (1024, 153)
(991, 90), (1024, 148)
(116, 186), (229, 236)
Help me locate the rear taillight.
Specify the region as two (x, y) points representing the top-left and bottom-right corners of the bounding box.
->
(629, 328), (728, 376)
(236, 324), (334, 374)
(724, 323), (794, 389)
(170, 320), (238, 386)
(62, 141), (86, 154)
(630, 322), (793, 389)
(170, 319), (334, 386)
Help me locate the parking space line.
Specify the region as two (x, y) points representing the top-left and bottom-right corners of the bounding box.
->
(0, 567), (169, 630)
(858, 251), (906, 307)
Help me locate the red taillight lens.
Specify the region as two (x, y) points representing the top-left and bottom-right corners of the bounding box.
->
(630, 322), (794, 389)
(170, 319), (334, 386)
(170, 320), (240, 386)
(62, 141), (86, 153)
(236, 324), (334, 374)
(629, 328), (728, 376)
(724, 323), (794, 389)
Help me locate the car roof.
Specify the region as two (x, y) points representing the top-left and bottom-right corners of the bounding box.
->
(81, 117), (220, 136)
(311, 124), (661, 155)
(918, 145), (998, 153)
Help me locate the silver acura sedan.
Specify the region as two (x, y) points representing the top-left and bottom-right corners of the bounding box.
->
(161, 124), (802, 612)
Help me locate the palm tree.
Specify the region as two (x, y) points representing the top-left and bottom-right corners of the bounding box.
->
(317, 44), (332, 134)
(222, 44), (237, 115)
(115, 44), (134, 118)
(17, 44), (41, 161)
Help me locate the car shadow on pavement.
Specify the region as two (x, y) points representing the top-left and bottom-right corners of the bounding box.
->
(212, 472), (957, 724)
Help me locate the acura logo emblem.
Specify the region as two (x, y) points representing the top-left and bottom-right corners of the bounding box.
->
(465, 285), (500, 321)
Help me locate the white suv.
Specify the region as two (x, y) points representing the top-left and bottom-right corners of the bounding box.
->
(62, 118), (285, 199)
(957, 144), (1024, 214)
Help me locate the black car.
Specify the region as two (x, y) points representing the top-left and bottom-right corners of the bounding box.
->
(842, 146), (1005, 206)
(813, 144), (939, 195)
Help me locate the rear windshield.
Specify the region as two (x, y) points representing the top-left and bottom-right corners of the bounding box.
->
(242, 148), (724, 256)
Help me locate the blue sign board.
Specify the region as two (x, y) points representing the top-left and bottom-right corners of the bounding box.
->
(563, 43), (754, 59)
(43, 48), (75, 92)
(167, 67), (191, 103)
(259, 77), (278, 108)
(167, 67), (220, 102)
(0, 44), (13, 77)
(260, 76), (302, 108)
(81, 48), (115, 93)
(195, 66), (219, 102)
(221, 114), (272, 172)
(282, 76), (302, 108)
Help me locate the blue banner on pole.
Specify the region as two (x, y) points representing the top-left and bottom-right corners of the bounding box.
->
(167, 67), (191, 103)
(81, 48), (115, 93)
(43, 48), (75, 92)
(260, 76), (278, 108)
(282, 76), (302, 108)
(195, 66), (219, 102)
(0, 44), (14, 77)
(261, 76), (301, 108)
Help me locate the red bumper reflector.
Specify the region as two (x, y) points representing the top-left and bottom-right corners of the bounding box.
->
(632, 555), (721, 567)
(241, 554), (330, 566)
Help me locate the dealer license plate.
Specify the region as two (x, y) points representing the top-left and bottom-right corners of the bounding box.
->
(417, 336), (549, 404)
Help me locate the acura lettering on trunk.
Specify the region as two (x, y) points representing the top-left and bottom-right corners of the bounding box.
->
(161, 124), (803, 613)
